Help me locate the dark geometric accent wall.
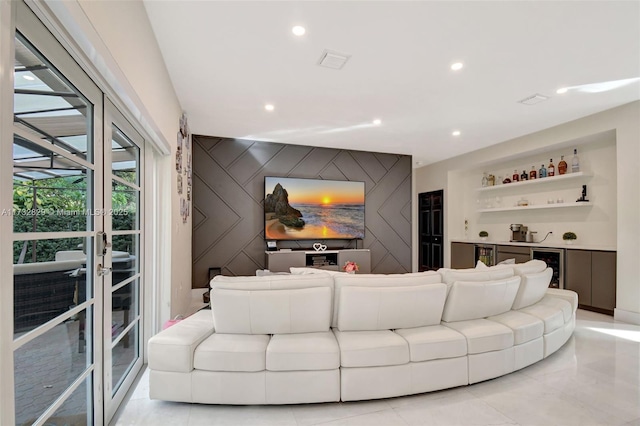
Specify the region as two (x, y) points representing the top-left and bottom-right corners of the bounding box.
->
(192, 135), (412, 287)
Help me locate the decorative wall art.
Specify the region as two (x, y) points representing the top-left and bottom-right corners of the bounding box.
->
(177, 112), (192, 224)
(176, 132), (183, 174)
(181, 198), (189, 223)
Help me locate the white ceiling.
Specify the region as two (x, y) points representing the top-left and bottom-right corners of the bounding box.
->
(143, 1), (640, 167)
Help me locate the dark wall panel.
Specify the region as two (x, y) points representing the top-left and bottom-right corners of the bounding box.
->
(192, 136), (412, 286)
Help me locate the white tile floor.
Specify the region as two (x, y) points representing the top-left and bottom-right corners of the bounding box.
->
(112, 310), (640, 426)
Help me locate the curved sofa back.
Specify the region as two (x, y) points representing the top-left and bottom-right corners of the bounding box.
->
(332, 272), (443, 328)
(210, 274), (335, 334)
(470, 259), (549, 310)
(442, 276), (521, 322)
(337, 283), (447, 331)
(211, 273), (334, 291)
(511, 268), (553, 309)
(440, 268), (515, 295)
(211, 286), (332, 334)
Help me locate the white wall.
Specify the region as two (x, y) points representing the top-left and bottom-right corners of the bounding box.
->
(76, 0), (192, 320)
(415, 101), (640, 324)
(462, 136), (616, 246)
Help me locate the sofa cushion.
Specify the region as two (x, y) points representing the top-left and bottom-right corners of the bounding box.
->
(518, 303), (565, 334)
(511, 268), (553, 310)
(148, 310), (215, 373)
(513, 260), (547, 276)
(337, 284), (446, 331)
(487, 310), (544, 345)
(332, 272), (443, 328)
(211, 286), (331, 334)
(266, 332), (340, 371)
(476, 258), (515, 269)
(211, 273), (334, 291)
(440, 268), (514, 294)
(194, 333), (269, 372)
(537, 296), (573, 322)
(333, 329), (409, 367)
(472, 259), (547, 275)
(443, 319), (514, 354)
(441, 276), (521, 322)
(394, 325), (467, 362)
(544, 289), (579, 313)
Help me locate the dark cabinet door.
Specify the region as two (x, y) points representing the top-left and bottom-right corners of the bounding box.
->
(497, 245), (532, 264)
(591, 251), (616, 311)
(565, 250), (592, 306)
(451, 242), (475, 269)
(418, 190), (444, 271)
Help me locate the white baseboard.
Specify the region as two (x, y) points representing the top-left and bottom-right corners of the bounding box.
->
(614, 308), (640, 325)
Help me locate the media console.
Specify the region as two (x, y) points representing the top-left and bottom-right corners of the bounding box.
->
(265, 249), (371, 273)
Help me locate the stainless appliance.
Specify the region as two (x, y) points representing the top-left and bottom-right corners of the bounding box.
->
(525, 230), (537, 243)
(531, 247), (564, 289)
(474, 243), (496, 266)
(510, 224), (528, 242)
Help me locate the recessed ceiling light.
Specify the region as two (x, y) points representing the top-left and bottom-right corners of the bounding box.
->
(22, 75), (35, 81)
(373, 119), (382, 125)
(452, 130), (461, 136)
(556, 87), (568, 94)
(265, 104), (275, 111)
(292, 26), (306, 36)
(451, 62), (464, 71)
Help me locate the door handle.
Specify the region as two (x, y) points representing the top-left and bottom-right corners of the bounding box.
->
(97, 263), (112, 277)
(97, 231), (112, 257)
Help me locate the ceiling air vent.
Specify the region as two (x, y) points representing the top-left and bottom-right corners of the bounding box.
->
(317, 50), (351, 70)
(518, 94), (550, 105)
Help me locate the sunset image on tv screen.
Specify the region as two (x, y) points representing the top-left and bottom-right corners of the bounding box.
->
(264, 177), (365, 240)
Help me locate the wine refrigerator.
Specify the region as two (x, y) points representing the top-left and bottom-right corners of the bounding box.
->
(531, 248), (565, 289)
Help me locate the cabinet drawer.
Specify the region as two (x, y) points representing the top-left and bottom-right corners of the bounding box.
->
(497, 252), (531, 264)
(497, 245), (531, 255)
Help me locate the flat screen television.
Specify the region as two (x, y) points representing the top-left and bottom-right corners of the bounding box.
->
(264, 176), (365, 241)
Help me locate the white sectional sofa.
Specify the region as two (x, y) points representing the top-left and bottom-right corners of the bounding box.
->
(148, 260), (577, 404)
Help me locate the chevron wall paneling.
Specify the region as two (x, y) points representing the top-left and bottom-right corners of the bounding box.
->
(192, 136), (412, 286)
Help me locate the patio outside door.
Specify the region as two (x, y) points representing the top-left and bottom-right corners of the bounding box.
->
(8, 2), (144, 424)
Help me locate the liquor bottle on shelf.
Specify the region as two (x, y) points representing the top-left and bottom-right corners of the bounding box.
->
(481, 172), (488, 187)
(529, 166), (537, 180)
(558, 155), (567, 175)
(572, 148), (580, 172)
(488, 174), (495, 186)
(512, 169), (519, 182)
(548, 159), (555, 176)
(520, 170), (528, 181)
(539, 164), (547, 178)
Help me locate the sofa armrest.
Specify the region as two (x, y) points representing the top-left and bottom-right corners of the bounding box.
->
(148, 310), (214, 373)
(545, 289), (578, 313)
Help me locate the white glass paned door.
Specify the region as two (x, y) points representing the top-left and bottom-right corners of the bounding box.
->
(12, 2), (103, 424)
(103, 100), (144, 422)
(7, 2), (146, 424)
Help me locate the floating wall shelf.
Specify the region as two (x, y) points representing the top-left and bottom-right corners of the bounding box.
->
(477, 202), (593, 213)
(477, 171), (592, 192)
